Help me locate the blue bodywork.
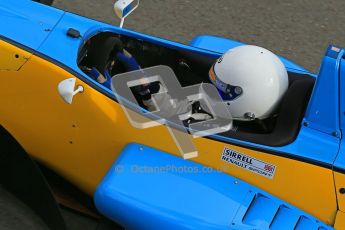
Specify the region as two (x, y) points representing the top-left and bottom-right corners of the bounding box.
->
(303, 46), (343, 138)
(0, 0), (340, 169)
(0, 1), (64, 51)
(95, 143), (333, 230)
(1, 0), (345, 228)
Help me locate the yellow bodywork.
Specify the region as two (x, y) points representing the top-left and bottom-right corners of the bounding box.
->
(335, 211), (345, 230)
(335, 172), (345, 213)
(0, 41), (339, 225)
(0, 40), (31, 71)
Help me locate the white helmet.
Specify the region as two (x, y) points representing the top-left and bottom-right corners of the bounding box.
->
(209, 45), (288, 120)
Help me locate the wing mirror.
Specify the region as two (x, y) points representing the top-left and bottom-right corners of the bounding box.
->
(57, 78), (84, 104)
(114, 0), (139, 27)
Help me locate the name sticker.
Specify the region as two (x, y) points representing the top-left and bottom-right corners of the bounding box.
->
(221, 147), (276, 179)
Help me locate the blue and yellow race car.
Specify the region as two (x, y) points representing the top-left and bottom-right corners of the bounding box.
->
(1, 0), (345, 229)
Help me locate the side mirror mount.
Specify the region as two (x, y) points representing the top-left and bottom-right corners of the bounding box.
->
(114, 0), (139, 28)
(57, 78), (84, 104)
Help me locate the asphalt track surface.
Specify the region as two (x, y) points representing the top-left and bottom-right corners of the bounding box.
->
(53, 0), (345, 72)
(1, 1), (345, 230)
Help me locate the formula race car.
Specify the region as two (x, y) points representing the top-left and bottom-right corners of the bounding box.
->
(1, 0), (345, 229)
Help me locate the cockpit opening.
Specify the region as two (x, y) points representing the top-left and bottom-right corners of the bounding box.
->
(78, 32), (315, 147)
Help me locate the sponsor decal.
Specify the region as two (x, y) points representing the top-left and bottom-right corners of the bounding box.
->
(221, 147), (276, 179)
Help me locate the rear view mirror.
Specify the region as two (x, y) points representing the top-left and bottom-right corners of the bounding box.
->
(57, 78), (84, 104)
(114, 0), (139, 27)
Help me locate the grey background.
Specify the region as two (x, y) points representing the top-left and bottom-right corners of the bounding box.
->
(53, 0), (345, 73)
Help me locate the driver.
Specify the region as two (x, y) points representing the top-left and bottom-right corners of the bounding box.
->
(83, 37), (212, 124)
(82, 37), (141, 89)
(84, 39), (288, 132)
(208, 45), (288, 131)
(137, 45), (288, 129)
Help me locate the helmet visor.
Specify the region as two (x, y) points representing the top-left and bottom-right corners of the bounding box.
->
(209, 64), (243, 101)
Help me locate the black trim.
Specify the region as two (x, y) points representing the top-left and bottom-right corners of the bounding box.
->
(32, 0), (54, 6)
(0, 35), (335, 171)
(334, 166), (345, 174)
(0, 35), (36, 53)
